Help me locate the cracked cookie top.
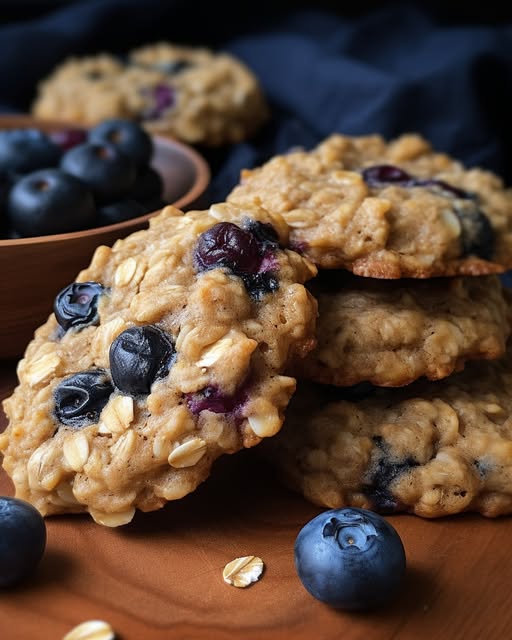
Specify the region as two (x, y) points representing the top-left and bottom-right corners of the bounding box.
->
(228, 133), (512, 277)
(0, 203), (317, 526)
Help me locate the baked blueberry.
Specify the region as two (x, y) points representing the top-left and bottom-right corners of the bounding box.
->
(7, 168), (96, 237)
(140, 84), (176, 120)
(0, 128), (61, 175)
(294, 507), (406, 610)
(244, 219), (280, 249)
(240, 272), (279, 299)
(54, 281), (105, 331)
(194, 222), (260, 274)
(362, 164), (412, 186)
(0, 496), (46, 588)
(54, 369), (113, 427)
(97, 199), (147, 226)
(88, 118), (153, 168)
(455, 208), (495, 260)
(60, 142), (136, 203)
(109, 325), (174, 395)
(187, 385), (247, 415)
(362, 165), (472, 199)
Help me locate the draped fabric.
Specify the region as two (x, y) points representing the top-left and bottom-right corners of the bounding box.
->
(0, 1), (511, 203)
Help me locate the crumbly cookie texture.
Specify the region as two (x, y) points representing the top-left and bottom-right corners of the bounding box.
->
(32, 43), (269, 146)
(227, 133), (512, 277)
(264, 349), (512, 518)
(288, 272), (511, 387)
(0, 203), (317, 526)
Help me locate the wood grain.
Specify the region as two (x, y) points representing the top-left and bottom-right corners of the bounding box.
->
(1, 364), (512, 640)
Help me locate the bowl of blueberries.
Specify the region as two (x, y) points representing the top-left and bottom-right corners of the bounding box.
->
(0, 114), (210, 359)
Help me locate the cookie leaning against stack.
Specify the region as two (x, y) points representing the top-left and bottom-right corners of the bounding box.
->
(31, 42), (269, 147)
(0, 203), (317, 526)
(227, 132), (512, 517)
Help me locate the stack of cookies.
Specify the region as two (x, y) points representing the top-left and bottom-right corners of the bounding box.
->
(227, 132), (512, 518)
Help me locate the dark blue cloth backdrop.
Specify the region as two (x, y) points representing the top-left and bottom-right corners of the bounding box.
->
(0, 0), (511, 205)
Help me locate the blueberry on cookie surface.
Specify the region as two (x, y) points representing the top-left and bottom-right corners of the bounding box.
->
(228, 133), (512, 277)
(0, 203), (317, 526)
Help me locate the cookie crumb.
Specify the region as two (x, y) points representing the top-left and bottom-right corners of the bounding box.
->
(223, 555), (264, 588)
(63, 619), (115, 640)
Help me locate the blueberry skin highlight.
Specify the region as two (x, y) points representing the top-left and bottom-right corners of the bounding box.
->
(0, 496), (46, 588)
(7, 168), (96, 237)
(294, 507), (406, 610)
(88, 118), (153, 169)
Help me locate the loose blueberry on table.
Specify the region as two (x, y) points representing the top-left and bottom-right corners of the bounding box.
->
(294, 507), (406, 610)
(0, 496), (46, 588)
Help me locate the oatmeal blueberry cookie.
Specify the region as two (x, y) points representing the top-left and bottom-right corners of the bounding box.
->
(32, 43), (269, 146)
(227, 133), (512, 277)
(289, 272), (511, 387)
(0, 203), (317, 526)
(265, 350), (512, 518)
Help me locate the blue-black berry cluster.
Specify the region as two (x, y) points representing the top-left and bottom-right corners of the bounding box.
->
(1, 118), (165, 238)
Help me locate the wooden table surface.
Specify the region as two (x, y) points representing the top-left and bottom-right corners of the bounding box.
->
(1, 360), (511, 640)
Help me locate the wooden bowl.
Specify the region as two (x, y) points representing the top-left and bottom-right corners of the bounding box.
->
(0, 115), (210, 359)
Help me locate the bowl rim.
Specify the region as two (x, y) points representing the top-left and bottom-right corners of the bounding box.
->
(0, 113), (211, 247)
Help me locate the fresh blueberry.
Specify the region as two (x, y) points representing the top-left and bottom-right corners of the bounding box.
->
(0, 496), (46, 588)
(109, 325), (174, 395)
(54, 281), (105, 331)
(7, 168), (96, 237)
(54, 369), (113, 427)
(131, 166), (164, 202)
(97, 198), (147, 226)
(0, 128), (61, 175)
(140, 84), (176, 120)
(194, 222), (261, 274)
(88, 118), (154, 168)
(48, 127), (88, 152)
(454, 207), (495, 260)
(294, 507), (406, 610)
(60, 142), (136, 203)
